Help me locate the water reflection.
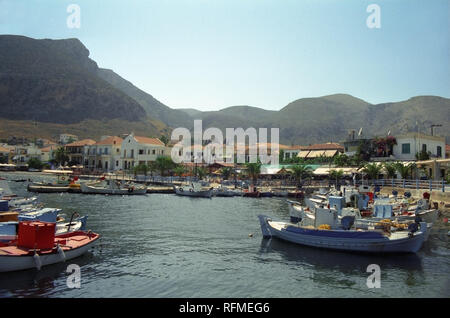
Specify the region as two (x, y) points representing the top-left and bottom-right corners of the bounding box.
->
(0, 252), (96, 297)
(259, 237), (423, 274)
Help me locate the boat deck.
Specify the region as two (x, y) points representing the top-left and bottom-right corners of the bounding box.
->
(0, 232), (99, 256)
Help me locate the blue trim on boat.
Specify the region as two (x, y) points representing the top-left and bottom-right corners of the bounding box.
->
(285, 226), (385, 239)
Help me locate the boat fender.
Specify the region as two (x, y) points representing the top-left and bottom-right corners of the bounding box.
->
(408, 223), (419, 238)
(33, 251), (42, 271)
(57, 244), (66, 262)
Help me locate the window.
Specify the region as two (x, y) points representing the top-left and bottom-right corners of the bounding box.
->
(152, 149), (156, 155)
(437, 146), (442, 157)
(422, 144), (427, 152)
(401, 143), (410, 154)
(116, 160), (119, 167)
(139, 149), (144, 155)
(104, 148), (108, 155)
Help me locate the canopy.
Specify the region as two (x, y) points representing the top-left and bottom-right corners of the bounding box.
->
(297, 150), (310, 158)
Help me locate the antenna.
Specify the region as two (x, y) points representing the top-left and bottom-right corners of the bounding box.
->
(358, 128), (363, 136)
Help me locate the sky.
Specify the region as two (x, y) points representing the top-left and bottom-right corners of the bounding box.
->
(0, 0), (449, 111)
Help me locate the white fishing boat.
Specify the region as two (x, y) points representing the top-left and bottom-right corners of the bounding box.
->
(174, 183), (213, 198)
(80, 180), (147, 195)
(258, 214), (427, 254)
(0, 229), (99, 272)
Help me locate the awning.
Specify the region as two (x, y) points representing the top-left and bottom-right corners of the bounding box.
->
(313, 167), (359, 176)
(322, 150), (338, 157)
(306, 150), (325, 158)
(297, 151), (310, 158)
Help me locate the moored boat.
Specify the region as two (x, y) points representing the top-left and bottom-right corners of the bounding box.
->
(80, 180), (147, 195)
(174, 183), (213, 198)
(258, 214), (427, 254)
(0, 225), (99, 272)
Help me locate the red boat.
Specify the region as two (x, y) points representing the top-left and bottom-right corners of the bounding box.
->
(243, 191), (260, 198)
(0, 221), (99, 272)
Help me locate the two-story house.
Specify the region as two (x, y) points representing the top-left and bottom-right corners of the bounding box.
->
(84, 136), (123, 172)
(121, 134), (168, 170)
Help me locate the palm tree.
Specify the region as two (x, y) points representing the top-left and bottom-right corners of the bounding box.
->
(361, 163), (382, 180)
(394, 162), (416, 179)
(329, 169), (344, 187)
(173, 165), (186, 177)
(291, 165), (312, 188)
(54, 146), (69, 167)
(196, 167), (207, 180)
(220, 167), (232, 180)
(383, 162), (397, 179)
(245, 162), (262, 189)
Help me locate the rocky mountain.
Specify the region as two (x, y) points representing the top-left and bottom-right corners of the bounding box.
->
(179, 94), (450, 145)
(0, 35), (166, 139)
(0, 35), (448, 145)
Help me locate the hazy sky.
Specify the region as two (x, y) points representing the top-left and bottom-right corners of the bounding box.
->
(1, 0), (449, 111)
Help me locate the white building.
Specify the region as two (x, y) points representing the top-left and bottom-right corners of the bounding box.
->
(84, 136), (123, 172)
(393, 133), (446, 161)
(59, 133), (78, 145)
(121, 133), (169, 170)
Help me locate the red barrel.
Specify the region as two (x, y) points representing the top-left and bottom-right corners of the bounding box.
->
(18, 221), (56, 250)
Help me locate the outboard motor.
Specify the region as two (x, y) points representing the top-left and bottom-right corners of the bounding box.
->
(341, 216), (355, 230)
(392, 190), (398, 197)
(404, 191), (411, 199)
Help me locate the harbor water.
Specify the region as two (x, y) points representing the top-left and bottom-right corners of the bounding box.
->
(1, 172), (449, 298)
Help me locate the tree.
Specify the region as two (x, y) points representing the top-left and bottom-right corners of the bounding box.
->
(279, 149), (285, 164)
(394, 162), (416, 179)
(173, 165), (186, 177)
(291, 165), (313, 188)
(329, 169), (344, 187)
(333, 154), (349, 167)
(220, 167), (233, 180)
(383, 162), (397, 179)
(27, 157), (43, 170)
(54, 146), (69, 167)
(147, 162), (157, 177)
(196, 167), (207, 180)
(245, 162), (262, 186)
(133, 164), (149, 176)
(415, 150), (431, 161)
(160, 135), (170, 146)
(361, 163), (382, 180)
(155, 156), (176, 176)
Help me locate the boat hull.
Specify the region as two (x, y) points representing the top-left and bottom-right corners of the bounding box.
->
(0, 232), (99, 272)
(80, 183), (147, 195)
(175, 187), (213, 198)
(258, 215), (426, 254)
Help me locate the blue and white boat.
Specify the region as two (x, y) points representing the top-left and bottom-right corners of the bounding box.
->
(258, 214), (428, 254)
(0, 209), (88, 242)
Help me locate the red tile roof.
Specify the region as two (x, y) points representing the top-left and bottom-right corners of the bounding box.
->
(134, 136), (164, 146)
(40, 145), (58, 152)
(65, 139), (97, 147)
(303, 143), (344, 151)
(96, 136), (123, 146)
